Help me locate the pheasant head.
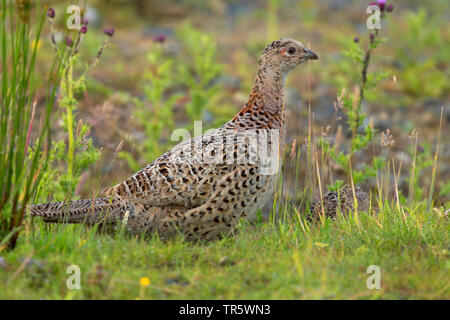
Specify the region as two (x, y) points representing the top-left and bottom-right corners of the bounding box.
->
(259, 38), (319, 76)
(238, 38), (319, 119)
(251, 39), (318, 96)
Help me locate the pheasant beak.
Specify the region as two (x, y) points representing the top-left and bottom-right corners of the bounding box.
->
(304, 48), (319, 60)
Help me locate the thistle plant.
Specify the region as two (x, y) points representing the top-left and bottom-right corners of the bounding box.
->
(33, 9), (114, 202)
(119, 39), (181, 171)
(319, 1), (395, 189)
(176, 23), (223, 125)
(120, 24), (231, 171)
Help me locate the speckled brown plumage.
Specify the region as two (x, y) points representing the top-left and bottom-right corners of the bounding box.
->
(309, 185), (369, 220)
(30, 38), (319, 240)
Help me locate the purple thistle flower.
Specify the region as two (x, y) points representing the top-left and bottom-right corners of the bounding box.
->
(369, 1), (377, 5)
(80, 26), (88, 34)
(417, 145), (425, 153)
(386, 4), (394, 12)
(369, 33), (375, 42)
(47, 8), (55, 18)
(103, 27), (114, 37)
(153, 34), (166, 43)
(81, 18), (89, 25)
(353, 37), (359, 43)
(66, 37), (73, 47)
(377, 0), (386, 11)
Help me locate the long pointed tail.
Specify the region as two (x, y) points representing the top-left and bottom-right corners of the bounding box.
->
(29, 197), (134, 224)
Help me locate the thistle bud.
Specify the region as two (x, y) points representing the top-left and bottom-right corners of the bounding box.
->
(103, 27), (114, 37)
(47, 8), (55, 18)
(153, 34), (166, 43)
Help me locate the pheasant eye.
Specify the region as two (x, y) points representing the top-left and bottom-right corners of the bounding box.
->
(287, 47), (296, 54)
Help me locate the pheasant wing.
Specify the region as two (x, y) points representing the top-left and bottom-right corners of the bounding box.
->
(105, 131), (235, 208)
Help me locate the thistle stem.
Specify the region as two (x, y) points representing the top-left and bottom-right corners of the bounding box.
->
(354, 28), (379, 139)
(66, 59), (74, 177)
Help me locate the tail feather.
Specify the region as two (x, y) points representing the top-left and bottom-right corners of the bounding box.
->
(29, 197), (134, 224)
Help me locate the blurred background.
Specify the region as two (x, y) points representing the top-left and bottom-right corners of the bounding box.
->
(33, 0), (449, 206)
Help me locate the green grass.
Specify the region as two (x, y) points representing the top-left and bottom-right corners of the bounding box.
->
(0, 1), (448, 301)
(0, 202), (448, 299)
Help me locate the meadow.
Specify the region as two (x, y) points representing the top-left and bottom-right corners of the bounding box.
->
(0, 0), (448, 299)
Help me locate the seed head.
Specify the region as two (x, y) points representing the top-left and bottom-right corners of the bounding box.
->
(380, 129), (394, 148)
(353, 37), (359, 43)
(386, 4), (394, 12)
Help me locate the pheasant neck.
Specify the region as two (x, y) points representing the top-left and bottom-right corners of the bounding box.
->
(227, 63), (287, 131)
(250, 64), (286, 115)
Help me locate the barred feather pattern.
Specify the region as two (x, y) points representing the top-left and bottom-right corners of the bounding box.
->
(29, 198), (133, 224)
(30, 38), (318, 240)
(309, 185), (369, 220)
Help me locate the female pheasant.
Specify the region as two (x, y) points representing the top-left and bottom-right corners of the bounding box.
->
(30, 38), (319, 240)
(309, 185), (369, 220)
